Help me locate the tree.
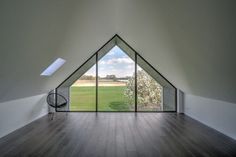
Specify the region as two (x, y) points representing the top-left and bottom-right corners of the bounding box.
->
(124, 69), (162, 110)
(80, 75), (96, 80)
(105, 75), (117, 81)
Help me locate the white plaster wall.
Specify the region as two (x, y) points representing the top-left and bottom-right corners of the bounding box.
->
(177, 89), (184, 113)
(1, 0), (236, 105)
(115, 0), (236, 103)
(0, 0), (116, 102)
(0, 94), (48, 138)
(184, 94), (236, 140)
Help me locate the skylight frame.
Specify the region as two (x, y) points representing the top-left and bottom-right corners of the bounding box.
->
(41, 58), (66, 76)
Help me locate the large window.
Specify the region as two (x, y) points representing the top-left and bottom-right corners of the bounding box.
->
(98, 46), (135, 111)
(56, 35), (176, 112)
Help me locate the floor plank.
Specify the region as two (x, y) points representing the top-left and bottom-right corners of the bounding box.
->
(0, 113), (235, 157)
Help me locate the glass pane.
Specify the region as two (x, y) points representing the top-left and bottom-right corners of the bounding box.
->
(137, 55), (176, 111)
(98, 46), (135, 111)
(136, 65), (163, 111)
(56, 55), (96, 111)
(70, 65), (96, 111)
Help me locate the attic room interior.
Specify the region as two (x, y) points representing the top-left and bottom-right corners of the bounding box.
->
(0, 0), (236, 157)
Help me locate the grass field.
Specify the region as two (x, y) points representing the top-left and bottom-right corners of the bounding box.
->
(70, 86), (134, 111)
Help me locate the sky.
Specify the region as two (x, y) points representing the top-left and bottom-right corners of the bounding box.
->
(85, 46), (136, 78)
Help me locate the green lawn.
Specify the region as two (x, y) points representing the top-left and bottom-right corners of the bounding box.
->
(70, 86), (134, 111)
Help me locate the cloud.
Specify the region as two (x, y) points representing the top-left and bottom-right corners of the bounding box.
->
(127, 65), (134, 69)
(107, 51), (115, 56)
(99, 60), (106, 65)
(85, 64), (135, 77)
(99, 57), (134, 65)
(84, 46), (136, 77)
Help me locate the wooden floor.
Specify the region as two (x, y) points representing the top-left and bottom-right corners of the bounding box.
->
(0, 113), (235, 157)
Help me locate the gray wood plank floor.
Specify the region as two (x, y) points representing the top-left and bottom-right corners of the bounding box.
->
(0, 113), (235, 157)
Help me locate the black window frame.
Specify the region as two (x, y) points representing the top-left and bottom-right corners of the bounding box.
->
(55, 34), (177, 112)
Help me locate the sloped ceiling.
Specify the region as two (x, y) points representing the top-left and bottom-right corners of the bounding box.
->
(0, 0), (236, 103)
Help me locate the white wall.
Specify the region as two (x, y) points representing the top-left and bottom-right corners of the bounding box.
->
(1, 0), (236, 105)
(0, 0), (116, 103)
(184, 94), (236, 140)
(177, 89), (184, 113)
(116, 0), (236, 104)
(0, 94), (48, 138)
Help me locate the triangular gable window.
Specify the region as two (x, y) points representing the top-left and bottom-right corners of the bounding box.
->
(56, 35), (176, 112)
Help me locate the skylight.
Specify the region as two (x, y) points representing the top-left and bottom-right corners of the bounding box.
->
(40, 58), (66, 76)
